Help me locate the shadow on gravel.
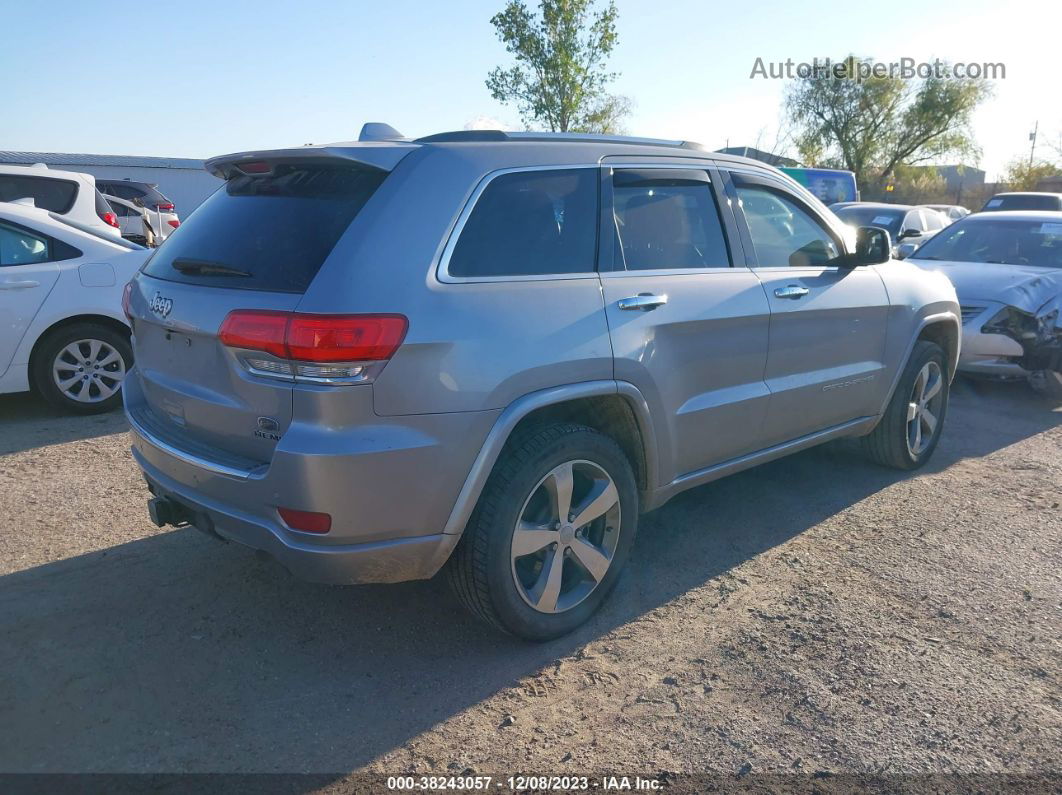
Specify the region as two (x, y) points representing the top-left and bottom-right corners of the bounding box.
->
(0, 381), (1058, 777)
(0, 393), (127, 456)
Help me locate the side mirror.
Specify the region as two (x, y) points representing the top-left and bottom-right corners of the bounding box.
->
(899, 228), (922, 239)
(843, 226), (891, 267)
(895, 241), (919, 260)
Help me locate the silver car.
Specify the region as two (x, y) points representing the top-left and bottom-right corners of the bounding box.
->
(906, 210), (1062, 397)
(124, 125), (961, 640)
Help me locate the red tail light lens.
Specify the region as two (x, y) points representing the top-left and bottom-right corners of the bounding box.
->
(219, 311), (408, 363)
(156, 203), (175, 211)
(103, 211), (120, 228)
(167, 219), (180, 229)
(277, 507), (331, 534)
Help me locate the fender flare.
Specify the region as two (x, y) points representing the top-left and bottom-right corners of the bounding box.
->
(877, 311), (961, 417)
(441, 380), (660, 536)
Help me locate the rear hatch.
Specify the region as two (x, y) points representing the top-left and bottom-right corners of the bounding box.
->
(129, 159), (388, 464)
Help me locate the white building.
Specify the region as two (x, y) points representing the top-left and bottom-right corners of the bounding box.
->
(0, 151), (221, 215)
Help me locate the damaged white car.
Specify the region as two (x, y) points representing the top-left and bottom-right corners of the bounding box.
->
(908, 211), (1062, 398)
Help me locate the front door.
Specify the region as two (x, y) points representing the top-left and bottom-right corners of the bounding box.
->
(727, 172), (890, 446)
(599, 165), (772, 485)
(0, 221), (60, 376)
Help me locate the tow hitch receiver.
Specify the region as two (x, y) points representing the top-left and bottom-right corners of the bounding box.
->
(147, 496), (190, 528)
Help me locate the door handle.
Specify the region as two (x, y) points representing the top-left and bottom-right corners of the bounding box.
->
(0, 280), (40, 290)
(774, 285), (809, 300)
(618, 293), (668, 311)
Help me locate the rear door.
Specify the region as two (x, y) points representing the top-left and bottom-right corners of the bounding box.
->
(128, 161), (387, 463)
(0, 221), (62, 374)
(599, 163), (771, 483)
(726, 171), (889, 446)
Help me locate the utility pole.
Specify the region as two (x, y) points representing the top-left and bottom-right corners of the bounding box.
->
(1028, 120), (1038, 167)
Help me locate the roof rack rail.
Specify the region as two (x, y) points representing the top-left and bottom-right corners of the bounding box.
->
(413, 130), (705, 150)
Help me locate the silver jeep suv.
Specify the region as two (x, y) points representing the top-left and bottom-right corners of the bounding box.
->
(124, 126), (960, 640)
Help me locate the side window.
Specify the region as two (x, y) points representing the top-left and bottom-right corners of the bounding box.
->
(0, 223), (50, 266)
(611, 169), (730, 270)
(448, 168), (598, 278)
(734, 180), (842, 267)
(0, 175), (79, 213)
(923, 210), (943, 231)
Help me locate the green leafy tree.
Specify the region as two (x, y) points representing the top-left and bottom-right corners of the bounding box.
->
(1002, 158), (1061, 192)
(486, 0), (629, 133)
(785, 56), (991, 193)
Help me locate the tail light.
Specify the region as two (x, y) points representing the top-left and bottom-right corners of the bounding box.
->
(219, 311), (407, 384)
(121, 282), (133, 323)
(155, 203), (175, 211)
(167, 219), (180, 229)
(277, 506), (331, 534)
(103, 211), (119, 228)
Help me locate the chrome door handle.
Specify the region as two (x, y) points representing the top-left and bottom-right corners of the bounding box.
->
(774, 285), (809, 300)
(618, 293), (668, 311)
(0, 280), (40, 290)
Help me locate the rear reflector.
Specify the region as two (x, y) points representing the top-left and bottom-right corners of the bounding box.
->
(167, 219), (181, 229)
(277, 507), (331, 534)
(219, 311), (407, 363)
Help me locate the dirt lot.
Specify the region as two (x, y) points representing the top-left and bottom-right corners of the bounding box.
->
(0, 378), (1059, 784)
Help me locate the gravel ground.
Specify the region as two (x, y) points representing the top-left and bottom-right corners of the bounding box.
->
(0, 378), (1059, 784)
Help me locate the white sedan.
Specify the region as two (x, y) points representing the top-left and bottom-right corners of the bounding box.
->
(0, 201), (148, 413)
(907, 210), (1062, 398)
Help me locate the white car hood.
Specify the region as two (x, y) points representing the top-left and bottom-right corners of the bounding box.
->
(911, 259), (1062, 313)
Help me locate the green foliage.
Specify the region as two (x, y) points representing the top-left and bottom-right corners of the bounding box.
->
(1002, 159), (1061, 192)
(486, 0), (629, 133)
(785, 56), (991, 191)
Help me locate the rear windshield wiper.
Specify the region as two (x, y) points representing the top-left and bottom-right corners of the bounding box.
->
(171, 258), (252, 277)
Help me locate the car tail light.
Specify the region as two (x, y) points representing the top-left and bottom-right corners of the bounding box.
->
(167, 219), (180, 229)
(277, 507), (331, 534)
(218, 311), (407, 383)
(156, 203), (175, 211)
(236, 161), (273, 175)
(121, 282), (133, 323)
(103, 211), (119, 228)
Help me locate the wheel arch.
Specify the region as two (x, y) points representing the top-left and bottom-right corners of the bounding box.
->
(28, 314), (131, 386)
(875, 311), (960, 420)
(441, 381), (660, 537)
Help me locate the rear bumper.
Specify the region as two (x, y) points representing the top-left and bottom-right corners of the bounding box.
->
(134, 446), (460, 584)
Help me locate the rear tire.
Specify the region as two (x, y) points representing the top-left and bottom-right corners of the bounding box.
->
(1028, 369), (1062, 401)
(447, 423), (638, 641)
(32, 323), (132, 415)
(861, 340), (949, 470)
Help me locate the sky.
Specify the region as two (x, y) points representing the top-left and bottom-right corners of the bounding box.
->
(4, 0), (1059, 181)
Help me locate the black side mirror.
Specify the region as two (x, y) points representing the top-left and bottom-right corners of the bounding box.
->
(899, 228), (922, 239)
(843, 226), (891, 267)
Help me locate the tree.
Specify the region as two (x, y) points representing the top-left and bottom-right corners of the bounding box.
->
(1002, 158), (1061, 192)
(785, 56), (991, 193)
(486, 0), (630, 133)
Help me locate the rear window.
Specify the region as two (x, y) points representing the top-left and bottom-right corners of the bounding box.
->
(0, 174), (79, 213)
(448, 168), (598, 278)
(143, 164), (385, 292)
(983, 195), (1062, 211)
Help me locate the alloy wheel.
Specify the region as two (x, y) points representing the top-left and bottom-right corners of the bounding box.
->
(52, 339), (127, 404)
(906, 360), (943, 457)
(510, 459), (622, 614)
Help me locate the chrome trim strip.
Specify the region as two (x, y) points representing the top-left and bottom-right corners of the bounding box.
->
(127, 410), (261, 480)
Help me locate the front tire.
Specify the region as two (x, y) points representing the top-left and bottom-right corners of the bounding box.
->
(448, 423), (638, 641)
(32, 323), (132, 415)
(861, 340), (949, 470)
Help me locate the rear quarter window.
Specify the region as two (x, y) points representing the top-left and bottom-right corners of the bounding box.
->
(142, 164), (386, 293)
(0, 175), (79, 213)
(447, 168), (599, 278)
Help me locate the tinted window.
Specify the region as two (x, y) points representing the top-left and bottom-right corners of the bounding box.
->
(612, 170), (729, 270)
(449, 169), (598, 278)
(736, 182), (841, 267)
(143, 164), (385, 292)
(983, 194), (1062, 212)
(0, 222), (50, 266)
(833, 206), (906, 237)
(0, 175), (79, 213)
(911, 218), (1062, 269)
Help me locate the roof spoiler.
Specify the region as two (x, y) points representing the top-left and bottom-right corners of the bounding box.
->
(205, 141), (416, 179)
